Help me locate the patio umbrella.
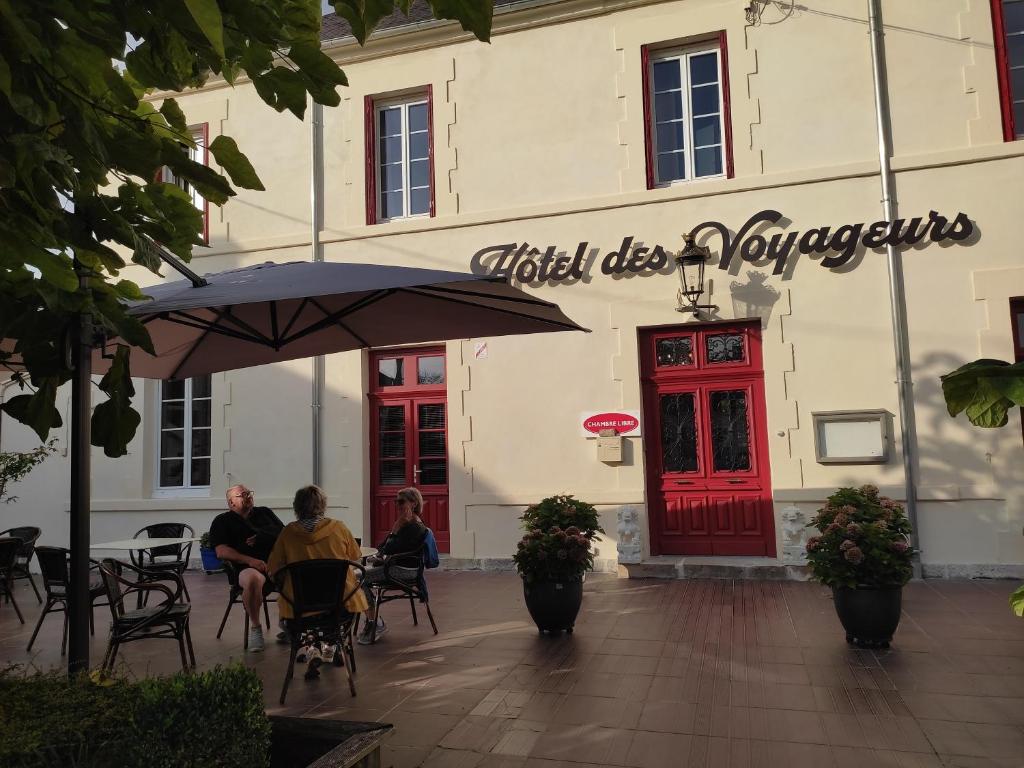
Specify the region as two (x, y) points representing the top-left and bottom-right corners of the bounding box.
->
(56, 257), (586, 673)
(105, 260), (586, 379)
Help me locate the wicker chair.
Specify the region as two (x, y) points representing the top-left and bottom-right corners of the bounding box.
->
(129, 523), (195, 605)
(273, 558), (365, 705)
(96, 559), (195, 673)
(0, 538), (24, 624)
(215, 560), (276, 649)
(0, 526), (42, 603)
(27, 546), (108, 654)
(362, 539), (438, 645)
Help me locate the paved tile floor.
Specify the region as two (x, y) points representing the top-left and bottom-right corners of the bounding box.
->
(2, 571), (1023, 767)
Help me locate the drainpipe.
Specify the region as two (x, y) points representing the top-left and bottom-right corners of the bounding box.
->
(867, 0), (922, 575)
(310, 99), (325, 487)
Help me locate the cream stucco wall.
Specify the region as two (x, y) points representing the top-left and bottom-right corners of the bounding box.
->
(2, 0), (1022, 576)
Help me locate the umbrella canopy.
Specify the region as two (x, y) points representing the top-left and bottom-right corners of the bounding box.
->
(110, 260), (586, 379)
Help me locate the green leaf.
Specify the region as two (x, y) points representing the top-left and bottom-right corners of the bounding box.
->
(1, 382), (63, 442)
(1011, 584), (1024, 618)
(185, 0), (226, 58)
(288, 41), (347, 87)
(426, 0), (493, 42)
(159, 98), (189, 135)
(941, 359), (1024, 428)
(0, 52), (10, 98)
(91, 346), (141, 458)
(331, 0), (399, 45)
(209, 135), (265, 191)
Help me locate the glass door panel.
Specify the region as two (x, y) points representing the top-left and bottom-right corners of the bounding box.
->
(378, 403), (407, 485)
(708, 389), (751, 472)
(659, 392), (699, 473)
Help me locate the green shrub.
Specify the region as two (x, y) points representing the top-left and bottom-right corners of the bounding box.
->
(0, 665), (270, 768)
(514, 526), (595, 583)
(804, 485), (915, 589)
(519, 495), (604, 539)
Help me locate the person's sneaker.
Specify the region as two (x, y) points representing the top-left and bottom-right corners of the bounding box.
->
(357, 619), (386, 645)
(276, 629), (291, 645)
(248, 625), (265, 653)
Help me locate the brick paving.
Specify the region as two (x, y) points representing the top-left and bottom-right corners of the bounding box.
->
(2, 571), (1023, 767)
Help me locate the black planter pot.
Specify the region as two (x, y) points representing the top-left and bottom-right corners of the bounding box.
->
(832, 586), (903, 649)
(522, 577), (583, 634)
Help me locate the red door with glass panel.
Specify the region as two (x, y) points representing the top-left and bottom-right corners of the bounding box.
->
(640, 323), (775, 556)
(369, 347), (450, 552)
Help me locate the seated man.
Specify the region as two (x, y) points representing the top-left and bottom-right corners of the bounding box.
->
(209, 484), (284, 652)
(358, 486), (427, 645)
(267, 485), (368, 679)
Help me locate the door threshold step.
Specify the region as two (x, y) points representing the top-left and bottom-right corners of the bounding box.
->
(618, 556), (810, 581)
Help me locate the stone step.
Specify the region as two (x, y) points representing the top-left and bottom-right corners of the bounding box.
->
(617, 556), (811, 581)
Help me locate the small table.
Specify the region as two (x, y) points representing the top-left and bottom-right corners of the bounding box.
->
(360, 546), (378, 560)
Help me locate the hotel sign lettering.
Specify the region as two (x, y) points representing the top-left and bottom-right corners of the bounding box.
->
(471, 209), (975, 283)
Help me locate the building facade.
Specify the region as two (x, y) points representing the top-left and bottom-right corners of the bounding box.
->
(3, 0), (1024, 577)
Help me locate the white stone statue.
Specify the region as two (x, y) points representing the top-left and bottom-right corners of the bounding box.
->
(781, 504), (807, 565)
(616, 506), (642, 563)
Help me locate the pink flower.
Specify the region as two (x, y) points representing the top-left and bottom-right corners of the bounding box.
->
(859, 484), (878, 497)
(840, 539), (856, 551)
(846, 523), (860, 535)
(806, 536), (821, 552)
(833, 513), (849, 528)
(843, 546), (864, 564)
(892, 541), (909, 553)
(566, 526), (581, 536)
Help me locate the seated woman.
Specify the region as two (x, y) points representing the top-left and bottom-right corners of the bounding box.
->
(357, 486), (427, 645)
(267, 485), (368, 678)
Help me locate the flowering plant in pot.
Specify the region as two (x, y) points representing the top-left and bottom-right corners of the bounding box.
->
(805, 484), (914, 648)
(514, 495), (603, 634)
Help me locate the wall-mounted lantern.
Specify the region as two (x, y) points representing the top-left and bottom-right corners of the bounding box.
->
(675, 231), (718, 316)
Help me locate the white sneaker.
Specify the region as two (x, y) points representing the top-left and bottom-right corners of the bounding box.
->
(248, 625), (265, 652)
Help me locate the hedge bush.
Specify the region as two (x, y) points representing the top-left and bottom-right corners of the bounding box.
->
(0, 664), (270, 768)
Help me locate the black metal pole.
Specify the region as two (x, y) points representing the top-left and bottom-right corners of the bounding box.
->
(67, 307), (92, 675)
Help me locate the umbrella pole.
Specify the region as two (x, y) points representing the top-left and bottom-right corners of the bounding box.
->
(67, 309), (92, 675)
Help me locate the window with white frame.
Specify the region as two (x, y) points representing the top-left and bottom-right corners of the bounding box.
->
(160, 124), (208, 237)
(157, 376), (211, 490)
(375, 97), (431, 221)
(648, 44), (726, 184)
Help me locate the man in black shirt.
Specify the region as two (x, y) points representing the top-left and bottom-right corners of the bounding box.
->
(209, 483), (283, 652)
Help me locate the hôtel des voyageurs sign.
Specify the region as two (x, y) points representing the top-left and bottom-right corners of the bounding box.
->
(470, 209), (975, 283)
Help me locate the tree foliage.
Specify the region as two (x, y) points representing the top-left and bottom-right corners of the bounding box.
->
(940, 358), (1024, 428)
(0, 439), (57, 503)
(0, 0), (492, 456)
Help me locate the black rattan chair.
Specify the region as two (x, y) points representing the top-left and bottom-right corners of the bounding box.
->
(0, 538), (24, 624)
(0, 526), (42, 603)
(27, 546), (108, 654)
(273, 558), (365, 705)
(362, 539), (438, 644)
(215, 560), (276, 649)
(129, 523), (195, 605)
(96, 559), (195, 673)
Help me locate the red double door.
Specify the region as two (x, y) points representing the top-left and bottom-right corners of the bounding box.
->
(640, 322), (775, 556)
(368, 346), (450, 552)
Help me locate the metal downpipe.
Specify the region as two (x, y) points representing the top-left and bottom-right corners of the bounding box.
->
(310, 100), (325, 487)
(867, 0), (922, 573)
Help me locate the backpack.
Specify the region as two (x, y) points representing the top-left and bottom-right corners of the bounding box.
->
(422, 528), (440, 569)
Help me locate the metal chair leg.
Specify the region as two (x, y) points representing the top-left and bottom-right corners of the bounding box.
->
(184, 621), (196, 668)
(177, 631), (189, 670)
(61, 611), (68, 655)
(425, 601), (438, 635)
(410, 595), (418, 625)
(279, 642), (299, 705)
(262, 596), (271, 628)
(26, 571), (42, 603)
(26, 598), (52, 651)
(216, 593), (236, 639)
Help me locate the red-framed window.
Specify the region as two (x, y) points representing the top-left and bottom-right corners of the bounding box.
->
(1012, 298), (1024, 362)
(160, 123), (210, 244)
(642, 322), (760, 379)
(364, 88), (435, 225)
(642, 32), (734, 189)
(369, 346), (447, 396)
(992, 0), (1024, 140)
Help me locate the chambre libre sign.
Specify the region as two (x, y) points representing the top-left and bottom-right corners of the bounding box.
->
(469, 209), (975, 283)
